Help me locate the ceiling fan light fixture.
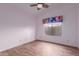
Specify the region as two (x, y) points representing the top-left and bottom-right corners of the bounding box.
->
(30, 3), (49, 10)
(37, 4), (43, 8)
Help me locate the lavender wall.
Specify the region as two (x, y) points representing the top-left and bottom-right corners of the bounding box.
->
(36, 4), (78, 47)
(0, 4), (36, 51)
(77, 4), (79, 48)
(0, 3), (78, 51)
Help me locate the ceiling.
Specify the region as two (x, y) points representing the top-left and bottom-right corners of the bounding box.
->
(0, 3), (77, 15)
(11, 3), (52, 15)
(0, 3), (75, 16)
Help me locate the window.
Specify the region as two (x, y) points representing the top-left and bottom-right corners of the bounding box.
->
(43, 16), (63, 36)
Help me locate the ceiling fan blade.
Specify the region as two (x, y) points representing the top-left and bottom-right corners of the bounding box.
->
(37, 3), (43, 4)
(43, 4), (49, 8)
(30, 4), (37, 7)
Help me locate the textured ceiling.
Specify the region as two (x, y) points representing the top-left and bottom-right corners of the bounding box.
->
(0, 3), (77, 15)
(11, 3), (52, 15)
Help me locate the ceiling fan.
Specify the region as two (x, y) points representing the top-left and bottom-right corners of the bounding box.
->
(30, 3), (49, 10)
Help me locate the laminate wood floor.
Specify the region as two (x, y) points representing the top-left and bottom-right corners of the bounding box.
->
(0, 40), (79, 56)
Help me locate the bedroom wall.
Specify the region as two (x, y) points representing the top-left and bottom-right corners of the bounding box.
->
(77, 4), (79, 48)
(0, 3), (78, 51)
(0, 4), (36, 51)
(36, 4), (78, 47)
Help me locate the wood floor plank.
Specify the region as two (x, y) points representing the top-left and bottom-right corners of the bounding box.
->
(0, 40), (79, 56)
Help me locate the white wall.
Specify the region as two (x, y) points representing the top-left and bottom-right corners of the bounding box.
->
(0, 3), (78, 51)
(0, 4), (36, 51)
(36, 4), (78, 47)
(77, 4), (79, 48)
